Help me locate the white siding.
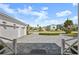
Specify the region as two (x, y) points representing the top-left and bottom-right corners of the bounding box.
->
(0, 19), (26, 39)
(20, 27), (25, 37)
(18, 26), (26, 37)
(0, 26), (19, 39)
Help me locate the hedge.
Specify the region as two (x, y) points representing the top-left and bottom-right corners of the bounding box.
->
(39, 32), (62, 35)
(39, 32), (78, 36)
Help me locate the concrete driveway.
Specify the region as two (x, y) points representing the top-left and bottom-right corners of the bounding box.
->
(17, 34), (74, 47)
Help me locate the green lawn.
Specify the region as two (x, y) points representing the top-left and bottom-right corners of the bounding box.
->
(66, 31), (78, 37)
(38, 31), (78, 37)
(39, 31), (65, 35)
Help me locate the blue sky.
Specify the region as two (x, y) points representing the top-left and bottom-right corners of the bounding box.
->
(0, 3), (78, 27)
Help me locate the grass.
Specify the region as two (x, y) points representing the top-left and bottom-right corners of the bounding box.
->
(39, 31), (65, 35)
(38, 31), (78, 36)
(66, 31), (78, 37)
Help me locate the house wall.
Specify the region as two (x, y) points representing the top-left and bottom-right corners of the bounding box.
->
(18, 25), (26, 38)
(50, 25), (57, 30)
(0, 19), (26, 39)
(0, 26), (18, 39)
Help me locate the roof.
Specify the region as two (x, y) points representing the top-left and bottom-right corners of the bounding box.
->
(0, 12), (27, 26)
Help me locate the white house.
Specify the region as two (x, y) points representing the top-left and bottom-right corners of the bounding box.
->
(50, 24), (57, 31)
(0, 13), (27, 39)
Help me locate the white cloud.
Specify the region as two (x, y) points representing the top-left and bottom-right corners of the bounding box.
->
(43, 16), (78, 26)
(71, 16), (78, 24)
(0, 4), (48, 25)
(16, 5), (49, 25)
(34, 11), (48, 23)
(42, 7), (48, 10)
(28, 6), (32, 11)
(0, 4), (33, 14)
(17, 5), (48, 22)
(56, 10), (72, 17)
(44, 19), (66, 25)
(15, 17), (27, 24)
(32, 16), (78, 26)
(17, 6), (32, 14)
(0, 4), (15, 13)
(72, 3), (78, 6)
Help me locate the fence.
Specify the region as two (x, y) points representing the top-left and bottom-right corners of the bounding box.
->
(61, 37), (79, 55)
(0, 37), (17, 55)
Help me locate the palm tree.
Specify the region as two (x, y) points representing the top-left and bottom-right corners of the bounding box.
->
(37, 24), (40, 31)
(64, 18), (73, 28)
(64, 18), (73, 34)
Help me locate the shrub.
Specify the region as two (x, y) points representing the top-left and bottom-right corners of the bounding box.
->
(39, 33), (60, 35)
(64, 28), (72, 34)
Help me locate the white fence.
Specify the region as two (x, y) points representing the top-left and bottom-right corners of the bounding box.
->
(61, 37), (79, 55)
(0, 37), (17, 55)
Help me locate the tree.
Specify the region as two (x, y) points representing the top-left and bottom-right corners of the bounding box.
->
(37, 24), (39, 28)
(39, 26), (43, 31)
(26, 24), (29, 35)
(45, 25), (50, 31)
(64, 18), (73, 34)
(72, 24), (78, 31)
(37, 24), (40, 31)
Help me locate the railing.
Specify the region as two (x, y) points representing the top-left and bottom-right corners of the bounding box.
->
(0, 37), (17, 55)
(61, 37), (78, 55)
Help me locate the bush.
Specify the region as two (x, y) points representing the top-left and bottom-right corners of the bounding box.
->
(64, 29), (72, 34)
(39, 33), (60, 35)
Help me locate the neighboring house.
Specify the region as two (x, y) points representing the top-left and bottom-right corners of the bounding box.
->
(0, 13), (27, 39)
(42, 27), (46, 31)
(44, 24), (57, 31)
(50, 24), (57, 31)
(57, 24), (64, 30)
